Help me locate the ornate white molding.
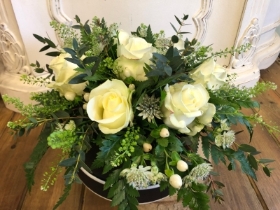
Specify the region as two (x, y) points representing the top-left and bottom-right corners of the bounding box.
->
(232, 18), (260, 69)
(47, 0), (71, 23)
(261, 18), (280, 35)
(192, 0), (213, 43)
(0, 2), (30, 75)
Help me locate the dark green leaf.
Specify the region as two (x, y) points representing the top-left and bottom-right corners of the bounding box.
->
(247, 154), (258, 170)
(263, 166), (271, 177)
(68, 73), (87, 84)
(258, 159), (275, 164)
(239, 144), (258, 153)
(170, 23), (178, 33)
(53, 110), (70, 118)
(83, 56), (98, 65)
(53, 184), (72, 210)
(174, 15), (182, 26)
(64, 57), (81, 66)
(59, 157), (77, 167)
(104, 169), (121, 190)
(234, 150), (257, 180)
(44, 38), (56, 48)
(164, 65), (172, 76)
(33, 34), (46, 43)
(146, 25), (155, 45)
(39, 45), (50, 52)
(74, 15), (81, 23)
(35, 68), (44, 73)
(63, 48), (76, 57)
(72, 25), (82, 29)
(46, 51), (61, 57)
(171, 35), (179, 43)
(201, 136), (210, 160)
(111, 188), (125, 206)
(73, 38), (78, 50)
(84, 21), (91, 34)
(213, 181), (225, 188)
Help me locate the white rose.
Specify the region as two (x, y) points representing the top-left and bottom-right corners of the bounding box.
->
(162, 83), (210, 133)
(190, 58), (227, 90)
(187, 103), (216, 136)
(87, 79), (133, 134)
(48, 53), (86, 97)
(114, 30), (154, 81)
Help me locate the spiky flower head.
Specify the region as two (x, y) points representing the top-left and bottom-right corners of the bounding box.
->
(184, 163), (213, 187)
(136, 95), (162, 123)
(215, 130), (235, 149)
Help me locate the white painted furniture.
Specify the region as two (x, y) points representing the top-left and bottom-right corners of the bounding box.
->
(1, 0), (280, 111)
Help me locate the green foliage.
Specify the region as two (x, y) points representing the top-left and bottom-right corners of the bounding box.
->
(24, 123), (52, 191)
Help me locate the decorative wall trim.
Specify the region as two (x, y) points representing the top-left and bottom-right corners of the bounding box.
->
(192, 0), (213, 43)
(232, 18), (260, 69)
(261, 19), (280, 34)
(0, 24), (30, 74)
(0, 1), (8, 23)
(47, 0), (71, 23)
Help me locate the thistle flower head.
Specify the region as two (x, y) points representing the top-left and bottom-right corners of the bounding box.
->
(136, 95), (162, 123)
(184, 163), (213, 187)
(215, 130), (235, 149)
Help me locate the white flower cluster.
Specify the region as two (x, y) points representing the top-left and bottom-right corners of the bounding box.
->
(184, 163), (213, 187)
(120, 164), (166, 189)
(214, 119), (236, 149)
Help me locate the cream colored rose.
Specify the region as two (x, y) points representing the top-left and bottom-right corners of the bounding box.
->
(48, 53), (86, 97)
(87, 79), (133, 134)
(162, 83), (210, 133)
(114, 30), (154, 81)
(190, 58), (227, 90)
(187, 103), (216, 136)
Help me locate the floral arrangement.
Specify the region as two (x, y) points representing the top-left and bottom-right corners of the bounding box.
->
(3, 14), (278, 210)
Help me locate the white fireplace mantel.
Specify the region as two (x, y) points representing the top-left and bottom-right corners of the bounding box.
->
(1, 0), (280, 111)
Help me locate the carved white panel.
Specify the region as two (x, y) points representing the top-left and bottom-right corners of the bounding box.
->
(0, 1), (30, 74)
(232, 18), (260, 69)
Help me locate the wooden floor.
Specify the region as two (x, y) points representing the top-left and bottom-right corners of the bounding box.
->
(1, 61), (280, 210)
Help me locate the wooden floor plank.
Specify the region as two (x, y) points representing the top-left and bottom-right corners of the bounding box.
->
(234, 108), (280, 210)
(21, 148), (84, 210)
(0, 114), (42, 210)
(82, 188), (117, 210)
(260, 62), (280, 96)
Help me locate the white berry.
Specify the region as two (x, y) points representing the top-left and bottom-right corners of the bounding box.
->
(160, 128), (170, 138)
(143, 143), (152, 152)
(169, 174), (182, 189)
(84, 93), (90, 102)
(64, 92), (76, 101)
(176, 160), (189, 172)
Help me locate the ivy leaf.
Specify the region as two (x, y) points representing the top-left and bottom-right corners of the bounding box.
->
(234, 149), (257, 180)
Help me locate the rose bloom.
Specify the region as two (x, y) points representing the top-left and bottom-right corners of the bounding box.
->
(114, 30), (154, 81)
(187, 103), (216, 136)
(87, 79), (133, 134)
(162, 82), (210, 133)
(190, 58), (227, 90)
(48, 53), (86, 98)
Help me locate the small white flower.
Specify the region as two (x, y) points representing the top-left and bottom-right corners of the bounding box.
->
(215, 130), (235, 149)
